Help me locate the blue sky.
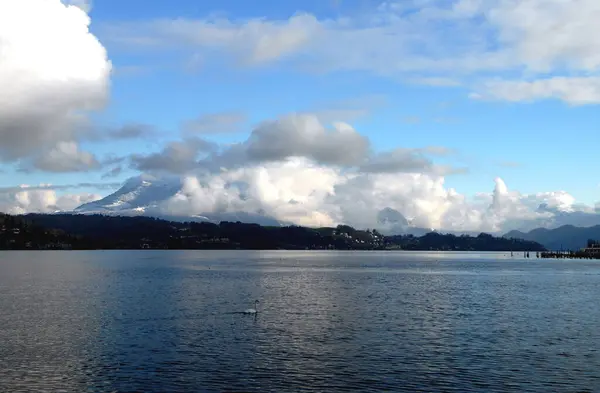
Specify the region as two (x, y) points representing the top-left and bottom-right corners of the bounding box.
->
(94, 0), (599, 202)
(1, 0), (599, 232)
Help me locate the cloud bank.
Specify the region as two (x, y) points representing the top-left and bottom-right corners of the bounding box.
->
(71, 159), (597, 234)
(130, 113), (464, 176)
(57, 113), (593, 234)
(0, 187), (101, 215)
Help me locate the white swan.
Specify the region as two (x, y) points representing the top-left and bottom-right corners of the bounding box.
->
(244, 300), (259, 314)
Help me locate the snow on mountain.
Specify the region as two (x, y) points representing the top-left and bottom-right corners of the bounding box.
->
(76, 174), (183, 213)
(373, 207), (431, 236)
(376, 207), (410, 231)
(75, 175), (287, 226)
(74, 175), (446, 232)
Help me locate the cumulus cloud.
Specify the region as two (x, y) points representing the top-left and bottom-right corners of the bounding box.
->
(0, 186), (101, 214)
(4, 153), (598, 233)
(142, 114), (364, 173)
(131, 137), (217, 174)
(243, 114), (369, 166)
(104, 0), (600, 104)
(135, 113), (466, 178)
(0, 0), (111, 163)
(104, 140), (472, 230)
(30, 141), (100, 172)
(147, 159), (595, 234)
(160, 158), (342, 227)
(65, 133), (592, 235)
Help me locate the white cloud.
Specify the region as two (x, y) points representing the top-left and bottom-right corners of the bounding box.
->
(105, 6), (487, 74)
(114, 13), (320, 65)
(148, 161), (596, 233)
(131, 138), (217, 174)
(0, 186), (101, 214)
(4, 159), (597, 233)
(105, 0), (600, 104)
(0, 0), (111, 162)
(32, 141), (100, 172)
(243, 114), (370, 166)
(471, 77), (600, 105)
(136, 113), (463, 177)
(163, 158), (341, 227)
(487, 0), (600, 73)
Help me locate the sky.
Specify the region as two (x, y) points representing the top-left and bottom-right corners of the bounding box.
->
(1, 0), (600, 233)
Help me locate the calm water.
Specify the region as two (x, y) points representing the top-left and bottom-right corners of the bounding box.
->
(1, 251), (599, 392)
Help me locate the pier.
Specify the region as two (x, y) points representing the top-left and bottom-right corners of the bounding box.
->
(539, 240), (600, 259)
(540, 251), (600, 259)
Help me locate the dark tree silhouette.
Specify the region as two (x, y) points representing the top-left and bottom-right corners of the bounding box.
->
(0, 213), (546, 251)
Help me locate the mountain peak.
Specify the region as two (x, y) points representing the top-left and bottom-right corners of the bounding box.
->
(76, 176), (183, 213)
(377, 207), (409, 226)
(75, 175), (287, 226)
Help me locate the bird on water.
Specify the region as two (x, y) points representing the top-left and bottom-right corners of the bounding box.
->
(244, 300), (259, 314)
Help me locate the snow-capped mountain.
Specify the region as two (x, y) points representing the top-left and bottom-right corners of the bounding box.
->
(70, 175), (600, 235)
(75, 175), (287, 226)
(76, 174), (183, 214)
(74, 175), (438, 233)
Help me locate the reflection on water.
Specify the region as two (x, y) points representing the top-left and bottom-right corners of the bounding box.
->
(1, 250), (600, 392)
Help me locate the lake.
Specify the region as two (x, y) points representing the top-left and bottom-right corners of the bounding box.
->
(1, 250), (599, 392)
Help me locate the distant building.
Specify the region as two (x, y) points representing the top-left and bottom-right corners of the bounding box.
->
(588, 239), (600, 248)
(583, 240), (600, 255)
(582, 248), (600, 256)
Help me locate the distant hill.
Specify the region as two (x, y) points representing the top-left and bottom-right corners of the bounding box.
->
(0, 213), (81, 249)
(387, 232), (544, 252)
(504, 225), (600, 250)
(0, 213), (547, 251)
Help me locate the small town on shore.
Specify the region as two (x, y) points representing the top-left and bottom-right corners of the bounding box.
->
(2, 212), (600, 258)
(539, 240), (600, 259)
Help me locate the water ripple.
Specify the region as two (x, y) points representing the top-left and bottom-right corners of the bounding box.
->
(1, 250), (600, 392)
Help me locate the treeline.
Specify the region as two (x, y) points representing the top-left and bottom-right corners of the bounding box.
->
(388, 232), (546, 252)
(0, 213), (82, 250)
(0, 213), (546, 251)
(7, 214), (386, 250)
